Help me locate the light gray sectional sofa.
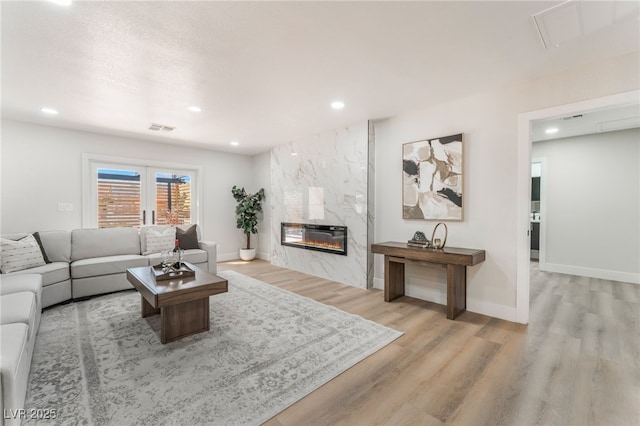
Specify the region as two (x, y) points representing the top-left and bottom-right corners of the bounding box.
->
(0, 224), (216, 425)
(0, 274), (42, 426)
(1, 224), (217, 308)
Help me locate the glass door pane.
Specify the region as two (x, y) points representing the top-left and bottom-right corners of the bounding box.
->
(97, 167), (144, 228)
(151, 171), (192, 225)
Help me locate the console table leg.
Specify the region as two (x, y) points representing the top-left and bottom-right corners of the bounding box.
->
(385, 256), (405, 302)
(447, 264), (467, 319)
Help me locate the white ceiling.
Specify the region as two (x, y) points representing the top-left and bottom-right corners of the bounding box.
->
(2, 0), (639, 155)
(532, 103), (640, 142)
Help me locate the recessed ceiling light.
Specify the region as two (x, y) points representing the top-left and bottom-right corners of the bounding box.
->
(545, 127), (559, 134)
(230, 141), (239, 146)
(48, 0), (72, 6)
(187, 106), (202, 113)
(331, 101), (345, 110)
(291, 152), (298, 156)
(41, 107), (58, 115)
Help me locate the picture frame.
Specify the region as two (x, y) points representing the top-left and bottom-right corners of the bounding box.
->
(402, 133), (463, 220)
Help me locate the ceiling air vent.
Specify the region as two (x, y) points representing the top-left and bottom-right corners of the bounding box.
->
(532, 0), (638, 50)
(148, 123), (176, 132)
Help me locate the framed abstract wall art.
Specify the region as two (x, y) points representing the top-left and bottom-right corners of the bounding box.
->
(402, 133), (463, 220)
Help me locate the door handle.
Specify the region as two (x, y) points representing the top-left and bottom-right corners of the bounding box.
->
(152, 210), (156, 225)
(142, 210), (146, 225)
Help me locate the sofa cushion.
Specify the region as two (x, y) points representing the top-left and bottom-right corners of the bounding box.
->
(0, 274), (42, 297)
(145, 249), (207, 266)
(36, 230), (72, 263)
(71, 255), (148, 279)
(143, 227), (176, 255)
(72, 227), (141, 261)
(0, 234), (46, 273)
(177, 224), (200, 250)
(1, 292), (37, 341)
(0, 323), (31, 421)
(7, 262), (70, 287)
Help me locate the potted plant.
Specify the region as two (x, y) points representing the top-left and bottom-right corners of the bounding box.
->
(231, 186), (265, 261)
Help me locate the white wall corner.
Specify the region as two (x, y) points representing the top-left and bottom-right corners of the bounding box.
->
(217, 251), (240, 262)
(257, 250), (271, 261)
(373, 277), (384, 290)
(466, 298), (518, 322)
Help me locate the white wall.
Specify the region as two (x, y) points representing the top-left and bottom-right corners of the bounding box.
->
(0, 120), (254, 260)
(532, 128), (640, 283)
(252, 151), (272, 260)
(373, 52), (640, 321)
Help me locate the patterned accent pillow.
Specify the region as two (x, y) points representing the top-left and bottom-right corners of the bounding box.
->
(143, 227), (176, 255)
(0, 234), (47, 273)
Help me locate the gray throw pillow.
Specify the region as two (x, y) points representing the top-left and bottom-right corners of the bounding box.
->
(177, 225), (199, 250)
(32, 232), (51, 264)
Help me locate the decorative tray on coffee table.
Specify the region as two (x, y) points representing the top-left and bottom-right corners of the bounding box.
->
(152, 263), (196, 281)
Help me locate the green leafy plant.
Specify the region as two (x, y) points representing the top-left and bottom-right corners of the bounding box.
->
(231, 186), (266, 250)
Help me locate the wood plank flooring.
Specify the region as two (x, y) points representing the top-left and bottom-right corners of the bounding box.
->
(218, 260), (640, 426)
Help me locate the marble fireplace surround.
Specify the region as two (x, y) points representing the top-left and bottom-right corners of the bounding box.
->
(270, 122), (372, 288)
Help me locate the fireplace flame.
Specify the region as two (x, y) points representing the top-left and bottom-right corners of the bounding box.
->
(302, 239), (343, 250)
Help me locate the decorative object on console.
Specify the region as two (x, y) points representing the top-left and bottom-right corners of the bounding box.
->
(402, 133), (463, 221)
(232, 186), (266, 261)
(430, 222), (448, 249)
(407, 230), (430, 248)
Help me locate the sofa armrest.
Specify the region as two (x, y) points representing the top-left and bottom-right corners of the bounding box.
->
(198, 241), (217, 274)
(0, 274), (43, 297)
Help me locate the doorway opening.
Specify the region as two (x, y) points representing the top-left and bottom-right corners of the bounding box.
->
(516, 89), (640, 324)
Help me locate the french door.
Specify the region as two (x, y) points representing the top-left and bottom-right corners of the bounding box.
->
(84, 158), (198, 229)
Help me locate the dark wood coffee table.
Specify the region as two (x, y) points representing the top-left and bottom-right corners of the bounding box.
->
(126, 262), (228, 343)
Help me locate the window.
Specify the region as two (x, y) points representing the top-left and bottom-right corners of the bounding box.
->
(83, 155), (201, 229)
(97, 168), (142, 228)
(153, 172), (192, 226)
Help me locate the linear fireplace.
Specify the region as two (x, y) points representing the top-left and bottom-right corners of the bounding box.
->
(281, 222), (348, 256)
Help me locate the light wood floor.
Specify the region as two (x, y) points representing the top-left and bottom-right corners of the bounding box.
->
(218, 260), (640, 426)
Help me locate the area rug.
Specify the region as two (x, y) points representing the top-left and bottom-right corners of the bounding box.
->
(24, 270), (402, 425)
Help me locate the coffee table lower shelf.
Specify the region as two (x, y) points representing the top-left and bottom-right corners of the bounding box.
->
(141, 296), (211, 344)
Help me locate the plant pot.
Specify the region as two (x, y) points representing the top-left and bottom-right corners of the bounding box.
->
(239, 248), (256, 261)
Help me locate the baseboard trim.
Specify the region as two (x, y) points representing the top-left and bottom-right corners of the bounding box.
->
(466, 298), (517, 322)
(373, 277), (384, 290)
(257, 251), (271, 261)
(540, 262), (640, 284)
(217, 252), (239, 262)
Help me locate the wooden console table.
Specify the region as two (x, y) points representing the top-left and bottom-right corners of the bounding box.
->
(370, 242), (486, 320)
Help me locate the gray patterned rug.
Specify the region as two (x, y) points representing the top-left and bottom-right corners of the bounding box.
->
(25, 270), (402, 425)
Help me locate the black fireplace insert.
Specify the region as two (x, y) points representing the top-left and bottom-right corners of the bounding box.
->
(281, 222), (348, 256)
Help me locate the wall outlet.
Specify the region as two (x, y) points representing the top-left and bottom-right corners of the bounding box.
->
(58, 202), (73, 212)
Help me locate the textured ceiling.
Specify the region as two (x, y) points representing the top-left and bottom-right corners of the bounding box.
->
(2, 1), (639, 155)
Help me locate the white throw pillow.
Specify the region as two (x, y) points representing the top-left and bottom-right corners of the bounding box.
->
(143, 227), (176, 255)
(0, 234), (46, 273)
